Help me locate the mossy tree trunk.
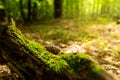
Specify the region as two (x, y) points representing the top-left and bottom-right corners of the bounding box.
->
(0, 24), (118, 80)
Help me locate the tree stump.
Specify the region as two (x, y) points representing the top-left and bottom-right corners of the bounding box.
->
(0, 24), (118, 80)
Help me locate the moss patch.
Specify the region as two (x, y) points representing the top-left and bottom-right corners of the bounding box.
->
(60, 53), (91, 73)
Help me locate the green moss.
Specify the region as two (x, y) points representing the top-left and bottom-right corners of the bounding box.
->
(47, 58), (68, 73)
(38, 51), (54, 62)
(91, 63), (103, 73)
(6, 24), (28, 44)
(60, 53), (103, 75)
(60, 53), (91, 72)
(7, 24), (15, 31)
(86, 62), (104, 80)
(25, 41), (46, 55)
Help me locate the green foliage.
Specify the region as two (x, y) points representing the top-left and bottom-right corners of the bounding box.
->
(0, 5), (4, 9)
(97, 16), (111, 22)
(44, 29), (72, 43)
(26, 23), (98, 43)
(42, 27), (97, 43)
(74, 30), (98, 42)
(1, 0), (120, 21)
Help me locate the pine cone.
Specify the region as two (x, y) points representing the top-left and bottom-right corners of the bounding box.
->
(45, 44), (61, 55)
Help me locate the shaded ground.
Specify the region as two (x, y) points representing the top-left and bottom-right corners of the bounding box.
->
(0, 19), (120, 79)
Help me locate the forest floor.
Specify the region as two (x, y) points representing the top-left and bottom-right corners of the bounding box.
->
(1, 19), (120, 79)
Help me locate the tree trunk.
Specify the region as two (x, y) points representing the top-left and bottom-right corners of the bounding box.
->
(0, 23), (118, 80)
(0, 9), (6, 22)
(32, 2), (38, 21)
(1, 0), (7, 22)
(27, 0), (32, 21)
(19, 0), (26, 22)
(54, 0), (63, 18)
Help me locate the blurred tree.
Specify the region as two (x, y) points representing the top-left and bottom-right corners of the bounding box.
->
(1, 0), (5, 5)
(0, 0), (13, 23)
(19, 0), (33, 22)
(0, 9), (6, 22)
(32, 2), (38, 20)
(0, 0), (6, 22)
(27, 0), (32, 21)
(1, 0), (120, 22)
(54, 0), (63, 18)
(20, 0), (26, 22)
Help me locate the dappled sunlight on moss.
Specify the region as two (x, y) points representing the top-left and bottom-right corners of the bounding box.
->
(47, 58), (68, 73)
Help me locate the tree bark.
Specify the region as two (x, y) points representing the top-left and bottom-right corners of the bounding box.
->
(54, 0), (63, 18)
(19, 0), (27, 22)
(32, 2), (38, 21)
(1, 0), (7, 22)
(0, 24), (118, 80)
(27, 0), (32, 21)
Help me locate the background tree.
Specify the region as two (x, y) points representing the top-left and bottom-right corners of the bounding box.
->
(54, 0), (63, 18)
(32, 2), (38, 20)
(1, 0), (120, 22)
(0, 0), (6, 22)
(20, 0), (26, 22)
(27, 0), (32, 21)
